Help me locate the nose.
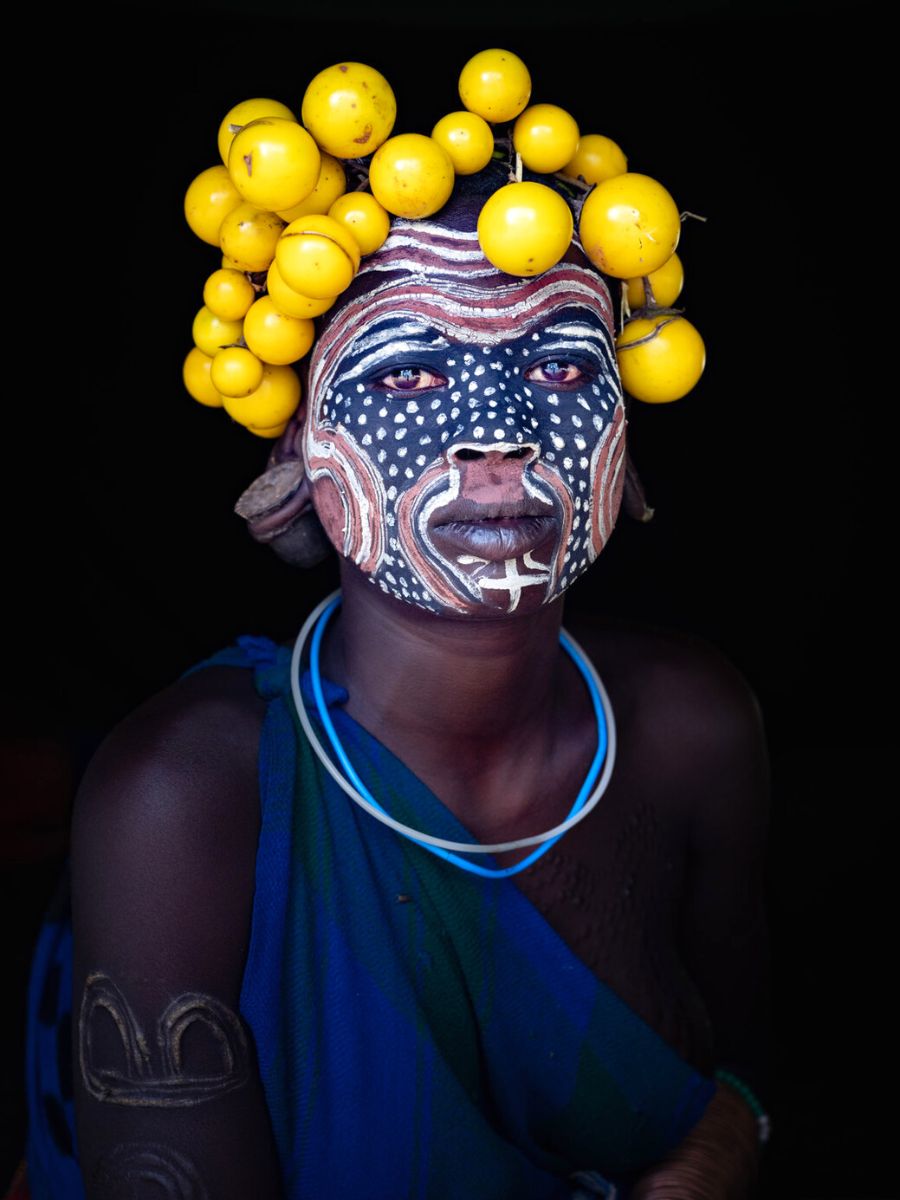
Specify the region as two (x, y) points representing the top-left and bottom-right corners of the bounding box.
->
(449, 445), (537, 465)
(446, 443), (541, 503)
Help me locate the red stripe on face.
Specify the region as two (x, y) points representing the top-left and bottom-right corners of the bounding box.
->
(588, 401), (627, 560)
(395, 461), (470, 611)
(531, 461), (575, 591)
(306, 425), (386, 573)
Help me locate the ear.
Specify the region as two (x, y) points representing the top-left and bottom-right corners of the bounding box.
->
(233, 395), (333, 567)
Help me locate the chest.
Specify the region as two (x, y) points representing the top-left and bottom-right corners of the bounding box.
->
(513, 764), (716, 1076)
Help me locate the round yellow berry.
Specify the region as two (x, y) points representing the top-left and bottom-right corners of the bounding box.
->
(369, 134), (454, 219)
(563, 134), (628, 185)
(431, 111), (495, 176)
(183, 347), (223, 408)
(210, 346), (265, 397)
(328, 191), (391, 255)
(616, 313), (705, 403)
(301, 62), (397, 158)
(277, 154), (346, 221)
(276, 214), (361, 299)
(625, 253), (684, 309)
(192, 306), (243, 358)
(246, 420), (290, 439)
(184, 165), (242, 246)
(477, 182), (573, 276)
(266, 261), (336, 318)
(227, 118), (320, 212)
(243, 296), (315, 365)
(579, 173), (680, 279)
(513, 104), (580, 174)
(203, 268), (255, 321)
(219, 203), (285, 273)
(458, 48), (531, 124)
(223, 363), (302, 429)
(217, 97), (296, 165)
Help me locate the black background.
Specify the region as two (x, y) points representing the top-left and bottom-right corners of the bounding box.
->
(5, 1), (891, 1195)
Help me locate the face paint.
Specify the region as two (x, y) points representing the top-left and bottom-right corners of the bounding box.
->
(305, 218), (626, 616)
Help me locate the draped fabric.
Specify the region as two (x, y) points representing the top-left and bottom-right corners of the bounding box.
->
(234, 635), (715, 1198)
(23, 634), (715, 1199)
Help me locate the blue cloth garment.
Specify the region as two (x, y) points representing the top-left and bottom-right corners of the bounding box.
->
(24, 634), (715, 1198)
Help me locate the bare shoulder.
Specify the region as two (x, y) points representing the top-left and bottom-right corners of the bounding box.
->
(74, 664), (266, 845)
(71, 665), (268, 986)
(568, 615), (770, 832)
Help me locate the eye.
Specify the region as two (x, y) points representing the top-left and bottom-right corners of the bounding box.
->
(524, 360), (586, 386)
(375, 366), (447, 392)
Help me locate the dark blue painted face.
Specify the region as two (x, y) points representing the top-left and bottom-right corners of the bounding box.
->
(304, 230), (626, 616)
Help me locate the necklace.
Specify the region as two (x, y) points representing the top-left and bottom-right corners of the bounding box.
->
(290, 589), (617, 879)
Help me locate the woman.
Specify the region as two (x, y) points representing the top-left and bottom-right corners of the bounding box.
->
(27, 165), (769, 1198)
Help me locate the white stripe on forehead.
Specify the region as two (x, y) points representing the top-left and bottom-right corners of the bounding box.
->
(533, 337), (613, 364)
(543, 321), (611, 338)
(357, 254), (501, 279)
(334, 338), (453, 388)
(354, 222), (498, 279)
(310, 265), (615, 407)
(348, 323), (452, 357)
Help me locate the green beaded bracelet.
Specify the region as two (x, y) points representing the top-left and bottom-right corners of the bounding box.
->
(714, 1068), (771, 1145)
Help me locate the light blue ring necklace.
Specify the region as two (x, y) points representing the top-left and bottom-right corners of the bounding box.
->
(291, 589), (617, 880)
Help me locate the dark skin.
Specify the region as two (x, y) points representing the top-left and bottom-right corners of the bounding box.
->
(72, 556), (769, 1199)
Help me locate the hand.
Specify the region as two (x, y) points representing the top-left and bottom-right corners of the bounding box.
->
(627, 1083), (760, 1200)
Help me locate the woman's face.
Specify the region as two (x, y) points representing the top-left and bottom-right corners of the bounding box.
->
(304, 223), (626, 618)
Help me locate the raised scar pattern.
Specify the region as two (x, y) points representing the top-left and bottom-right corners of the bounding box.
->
(90, 1143), (209, 1199)
(79, 972), (250, 1108)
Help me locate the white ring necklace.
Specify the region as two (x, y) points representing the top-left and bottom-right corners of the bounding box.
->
(290, 589), (617, 867)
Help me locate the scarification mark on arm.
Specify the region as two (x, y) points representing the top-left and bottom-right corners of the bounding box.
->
(90, 1142), (209, 1199)
(79, 971), (250, 1107)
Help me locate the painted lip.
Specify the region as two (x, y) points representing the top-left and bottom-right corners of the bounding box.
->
(429, 506), (559, 562)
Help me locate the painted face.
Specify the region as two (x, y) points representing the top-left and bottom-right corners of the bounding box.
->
(304, 219), (626, 616)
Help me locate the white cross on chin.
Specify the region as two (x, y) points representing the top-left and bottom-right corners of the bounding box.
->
(457, 552), (551, 613)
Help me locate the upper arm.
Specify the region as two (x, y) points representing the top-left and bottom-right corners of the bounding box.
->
(660, 641), (773, 1100)
(70, 670), (284, 1198)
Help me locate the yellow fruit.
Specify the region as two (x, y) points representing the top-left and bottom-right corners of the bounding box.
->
(458, 48), (531, 123)
(625, 252), (684, 309)
(266, 261), (336, 318)
(328, 191), (391, 255)
(277, 154), (346, 220)
(203, 268), (256, 321)
(369, 134), (454, 219)
(210, 346), (265, 397)
(477, 181), (573, 276)
(276, 213), (361, 299)
(579, 173), (680, 279)
(563, 134), (628, 185)
(217, 97), (296, 165)
(243, 296), (315, 364)
(228, 118), (320, 212)
(301, 62), (397, 158)
(223, 363), (302, 428)
(246, 420), (290, 439)
(513, 104), (580, 174)
(616, 313), (705, 403)
(219, 203), (285, 272)
(431, 111), (495, 176)
(192, 306), (244, 357)
(184, 165), (242, 246)
(183, 347), (224, 407)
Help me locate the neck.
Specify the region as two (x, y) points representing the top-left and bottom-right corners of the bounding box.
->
(318, 562), (567, 749)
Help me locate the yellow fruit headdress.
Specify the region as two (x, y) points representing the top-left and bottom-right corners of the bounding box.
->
(183, 48), (705, 445)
